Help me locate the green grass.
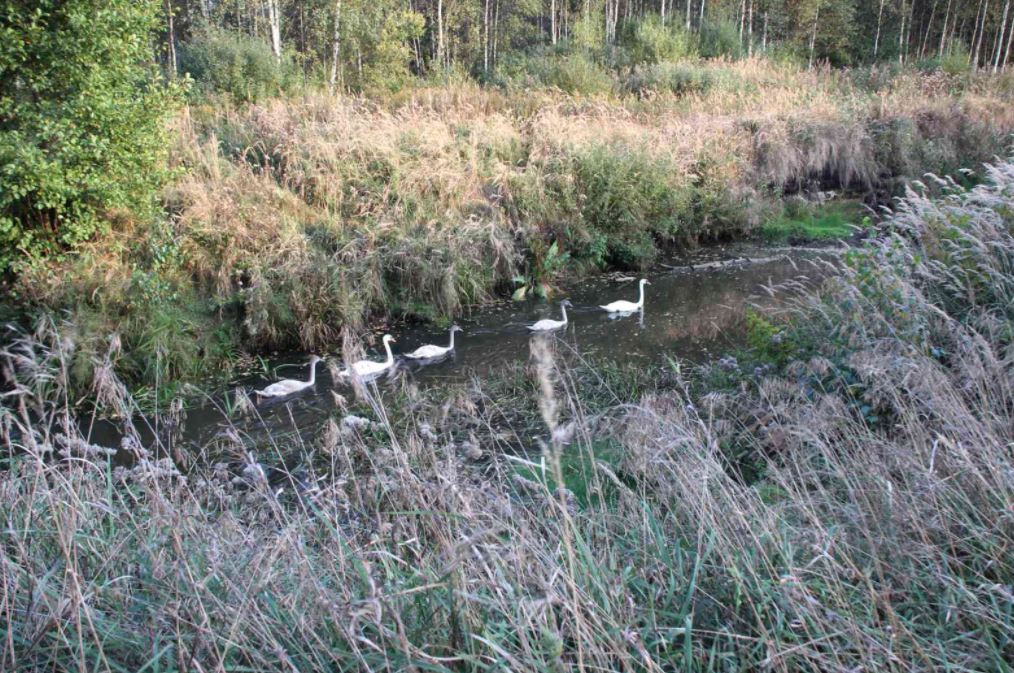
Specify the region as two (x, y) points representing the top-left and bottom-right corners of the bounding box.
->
(757, 199), (864, 242)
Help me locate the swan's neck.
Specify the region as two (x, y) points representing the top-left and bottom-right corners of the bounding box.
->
(307, 360), (318, 385)
(448, 329), (456, 349)
(383, 340), (394, 364)
(637, 282), (646, 307)
(560, 304), (568, 323)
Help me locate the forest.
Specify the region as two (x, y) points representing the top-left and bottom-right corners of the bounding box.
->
(3, 1), (1014, 671)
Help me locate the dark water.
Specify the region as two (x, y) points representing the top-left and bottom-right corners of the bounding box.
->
(92, 244), (840, 452)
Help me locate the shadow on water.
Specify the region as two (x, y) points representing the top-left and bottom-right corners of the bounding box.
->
(88, 244), (841, 455)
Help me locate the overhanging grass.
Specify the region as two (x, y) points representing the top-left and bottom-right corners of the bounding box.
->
(757, 198), (865, 242)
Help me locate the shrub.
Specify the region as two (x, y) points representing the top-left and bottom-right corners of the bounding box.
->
(179, 27), (297, 102)
(621, 62), (713, 96)
(508, 51), (614, 95)
(0, 0), (178, 275)
(698, 19), (743, 59)
(622, 16), (697, 65)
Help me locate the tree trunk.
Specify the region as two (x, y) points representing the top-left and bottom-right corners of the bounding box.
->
(166, 0), (177, 78)
(437, 0), (444, 69)
(686, 0), (692, 31)
(265, 0), (281, 62)
(898, 0), (906, 63)
(551, 0), (557, 44)
(698, 0), (705, 29)
(809, 2), (820, 69)
(738, 0), (745, 42)
(970, 0), (986, 66)
(484, 0), (490, 72)
(747, 0), (753, 56)
(939, 0), (953, 57)
(997, 0), (1011, 72)
(1004, 3), (1014, 69)
(493, 0), (500, 66)
(329, 0), (343, 92)
(920, 0), (938, 59)
(873, 0), (886, 59)
(762, 10), (768, 51)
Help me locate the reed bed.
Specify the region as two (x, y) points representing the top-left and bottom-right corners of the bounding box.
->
(3, 156), (1014, 671)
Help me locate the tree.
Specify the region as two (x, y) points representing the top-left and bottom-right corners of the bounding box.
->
(0, 0), (178, 274)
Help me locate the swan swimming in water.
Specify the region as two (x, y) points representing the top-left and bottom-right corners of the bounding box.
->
(404, 325), (463, 360)
(600, 278), (650, 313)
(255, 355), (322, 398)
(527, 300), (572, 332)
(340, 335), (397, 379)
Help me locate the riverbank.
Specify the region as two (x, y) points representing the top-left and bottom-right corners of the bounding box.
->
(6, 60), (1014, 395)
(4, 156), (1013, 672)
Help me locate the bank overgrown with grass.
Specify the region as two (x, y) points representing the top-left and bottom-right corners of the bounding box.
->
(10, 60), (1014, 393)
(3, 156), (1014, 671)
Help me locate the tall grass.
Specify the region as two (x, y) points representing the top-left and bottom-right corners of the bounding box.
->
(3, 158), (1014, 671)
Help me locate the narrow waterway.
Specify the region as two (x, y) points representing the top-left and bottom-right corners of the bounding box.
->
(97, 244), (841, 452)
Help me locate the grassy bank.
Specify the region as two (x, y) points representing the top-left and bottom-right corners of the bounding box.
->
(3, 155), (1014, 671)
(10, 59), (1014, 392)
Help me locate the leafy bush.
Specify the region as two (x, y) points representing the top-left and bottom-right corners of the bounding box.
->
(502, 51), (614, 95)
(0, 0), (178, 275)
(621, 17), (697, 64)
(179, 28), (297, 102)
(571, 144), (691, 266)
(698, 19), (743, 59)
(621, 62), (713, 96)
(915, 43), (972, 77)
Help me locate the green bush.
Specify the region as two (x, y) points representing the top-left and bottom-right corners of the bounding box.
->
(572, 144), (691, 266)
(179, 28), (297, 102)
(621, 17), (697, 65)
(621, 63), (713, 97)
(698, 19), (743, 59)
(915, 43), (972, 77)
(502, 51), (614, 95)
(0, 0), (178, 275)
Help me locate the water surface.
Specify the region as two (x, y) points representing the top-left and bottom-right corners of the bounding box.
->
(96, 244), (839, 452)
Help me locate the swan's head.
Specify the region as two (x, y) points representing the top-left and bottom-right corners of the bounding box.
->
(309, 355), (323, 365)
(451, 325), (464, 333)
(561, 299), (573, 308)
(640, 278), (651, 286)
(383, 334), (396, 343)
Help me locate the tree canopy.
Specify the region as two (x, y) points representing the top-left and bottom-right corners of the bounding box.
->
(0, 0), (178, 273)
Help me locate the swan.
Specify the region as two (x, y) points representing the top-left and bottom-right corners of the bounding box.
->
(255, 355), (322, 398)
(404, 325), (463, 360)
(600, 278), (650, 313)
(528, 300), (572, 332)
(340, 335), (397, 379)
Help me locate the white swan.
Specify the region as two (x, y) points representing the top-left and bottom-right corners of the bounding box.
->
(528, 300), (572, 332)
(255, 355), (322, 398)
(340, 335), (397, 379)
(600, 278), (650, 313)
(404, 325), (463, 360)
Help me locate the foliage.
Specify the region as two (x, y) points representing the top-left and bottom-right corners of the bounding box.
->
(0, 0), (178, 275)
(758, 198), (862, 241)
(621, 16), (697, 65)
(698, 19), (743, 59)
(179, 27), (297, 102)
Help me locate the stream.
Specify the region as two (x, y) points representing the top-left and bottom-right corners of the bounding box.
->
(94, 244), (841, 453)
